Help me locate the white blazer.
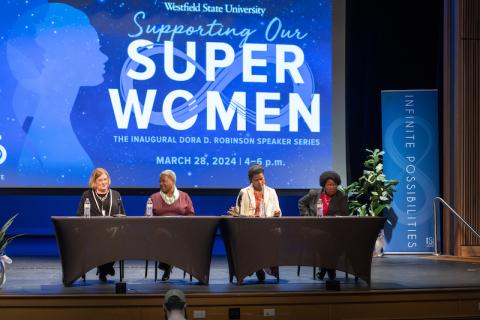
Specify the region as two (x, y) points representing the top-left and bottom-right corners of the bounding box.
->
(237, 185), (282, 217)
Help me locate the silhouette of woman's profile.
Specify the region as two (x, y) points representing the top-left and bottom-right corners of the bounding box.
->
(7, 3), (108, 185)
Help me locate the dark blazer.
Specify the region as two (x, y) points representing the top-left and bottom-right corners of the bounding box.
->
(76, 189), (126, 216)
(298, 189), (349, 216)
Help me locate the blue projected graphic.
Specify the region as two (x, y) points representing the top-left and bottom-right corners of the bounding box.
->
(0, 0), (332, 188)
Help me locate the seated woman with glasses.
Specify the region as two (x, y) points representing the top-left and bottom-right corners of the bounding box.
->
(149, 169), (195, 281)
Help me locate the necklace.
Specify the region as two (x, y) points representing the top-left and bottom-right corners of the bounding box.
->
(321, 192), (331, 206)
(95, 191), (108, 202)
(93, 189), (112, 216)
(253, 189), (264, 198)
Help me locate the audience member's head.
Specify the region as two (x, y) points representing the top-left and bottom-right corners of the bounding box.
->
(163, 289), (187, 320)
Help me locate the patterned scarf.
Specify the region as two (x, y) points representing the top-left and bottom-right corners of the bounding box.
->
(160, 186), (179, 205)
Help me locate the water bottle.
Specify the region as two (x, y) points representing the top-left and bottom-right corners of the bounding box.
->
(316, 198), (323, 217)
(84, 198), (91, 218)
(145, 198), (153, 217)
(260, 199), (266, 218)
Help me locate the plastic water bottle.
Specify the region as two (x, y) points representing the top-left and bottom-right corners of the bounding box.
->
(316, 198), (323, 217)
(84, 198), (91, 218)
(145, 198), (153, 217)
(260, 199), (266, 218)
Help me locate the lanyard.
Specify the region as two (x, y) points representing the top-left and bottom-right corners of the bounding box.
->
(93, 189), (112, 216)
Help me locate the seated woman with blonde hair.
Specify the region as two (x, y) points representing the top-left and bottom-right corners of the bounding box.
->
(76, 167), (126, 281)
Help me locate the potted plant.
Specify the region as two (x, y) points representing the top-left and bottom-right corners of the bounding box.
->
(0, 214), (22, 287)
(344, 149), (398, 256)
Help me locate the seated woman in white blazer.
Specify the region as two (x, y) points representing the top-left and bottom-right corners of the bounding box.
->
(237, 164), (282, 218)
(235, 164), (281, 282)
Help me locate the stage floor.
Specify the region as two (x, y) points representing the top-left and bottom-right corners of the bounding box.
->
(1, 255), (480, 296)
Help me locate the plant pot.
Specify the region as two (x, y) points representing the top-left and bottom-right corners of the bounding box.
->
(0, 258), (5, 287)
(0, 255), (12, 288)
(373, 229), (385, 257)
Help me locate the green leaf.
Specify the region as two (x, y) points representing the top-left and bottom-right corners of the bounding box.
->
(0, 213), (18, 234)
(0, 214), (23, 255)
(346, 148), (397, 216)
(373, 204), (388, 216)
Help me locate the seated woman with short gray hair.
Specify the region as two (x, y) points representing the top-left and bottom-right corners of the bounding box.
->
(149, 169), (195, 281)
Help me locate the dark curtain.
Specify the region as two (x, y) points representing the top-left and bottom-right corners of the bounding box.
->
(345, 0), (443, 183)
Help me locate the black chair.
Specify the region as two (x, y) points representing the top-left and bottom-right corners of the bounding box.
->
(144, 260), (192, 282)
(273, 267), (280, 283)
(297, 265), (359, 282)
(297, 265), (317, 279)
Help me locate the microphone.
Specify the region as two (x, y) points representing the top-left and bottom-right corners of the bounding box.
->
(230, 192), (242, 216)
(114, 197), (125, 217)
(236, 192), (243, 207)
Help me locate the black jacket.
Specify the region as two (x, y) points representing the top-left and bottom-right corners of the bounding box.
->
(298, 189), (349, 216)
(76, 189), (126, 216)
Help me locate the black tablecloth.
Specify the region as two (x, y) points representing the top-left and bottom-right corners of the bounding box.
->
(52, 216), (220, 286)
(220, 216), (385, 284)
(53, 216), (384, 286)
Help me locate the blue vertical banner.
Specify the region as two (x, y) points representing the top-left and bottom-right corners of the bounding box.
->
(382, 90), (439, 253)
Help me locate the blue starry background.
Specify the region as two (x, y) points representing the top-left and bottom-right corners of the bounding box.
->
(0, 0), (331, 188)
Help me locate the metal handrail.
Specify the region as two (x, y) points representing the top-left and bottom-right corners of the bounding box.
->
(433, 196), (480, 256)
